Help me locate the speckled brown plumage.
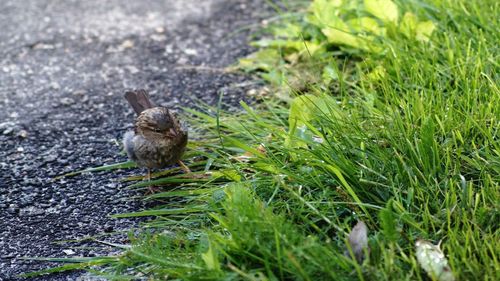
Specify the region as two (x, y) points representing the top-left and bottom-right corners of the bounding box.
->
(123, 89), (188, 171)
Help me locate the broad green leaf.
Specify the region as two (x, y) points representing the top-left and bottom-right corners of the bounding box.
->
(201, 242), (220, 271)
(238, 49), (281, 72)
(285, 124), (314, 149)
(367, 65), (387, 81)
(346, 17), (385, 36)
(210, 169), (242, 182)
(323, 27), (380, 51)
(297, 41), (323, 57)
(253, 162), (281, 174)
(379, 200), (398, 242)
(416, 21), (436, 42)
(251, 39), (304, 50)
(261, 68), (285, 86)
(364, 0), (399, 23)
(288, 94), (339, 131)
(322, 26), (361, 48)
(272, 23), (303, 38)
(400, 12), (418, 38)
(321, 18), (380, 51)
(322, 63), (339, 84)
(309, 0), (343, 28)
(287, 94), (340, 149)
(400, 12), (436, 42)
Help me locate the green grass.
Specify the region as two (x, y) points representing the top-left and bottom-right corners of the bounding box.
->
(27, 0), (499, 280)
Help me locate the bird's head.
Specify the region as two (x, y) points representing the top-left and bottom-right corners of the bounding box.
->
(136, 107), (179, 139)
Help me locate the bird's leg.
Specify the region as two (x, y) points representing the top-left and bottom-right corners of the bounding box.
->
(177, 160), (191, 173)
(145, 168), (160, 194)
(177, 160), (209, 179)
(142, 168), (151, 181)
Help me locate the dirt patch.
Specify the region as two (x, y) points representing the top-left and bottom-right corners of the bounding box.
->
(0, 0), (268, 279)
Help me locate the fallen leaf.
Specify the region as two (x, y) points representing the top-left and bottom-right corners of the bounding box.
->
(415, 239), (455, 281)
(344, 220), (369, 263)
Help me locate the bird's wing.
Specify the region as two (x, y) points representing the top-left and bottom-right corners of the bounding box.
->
(124, 89), (155, 115)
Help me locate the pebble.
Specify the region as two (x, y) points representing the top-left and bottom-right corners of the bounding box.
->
(32, 42), (55, 49)
(19, 206), (45, 216)
(44, 154), (58, 163)
(72, 89), (87, 96)
(60, 97), (75, 105)
(18, 130), (28, 138)
(19, 195), (34, 206)
(63, 249), (76, 255)
(150, 34), (166, 42)
(50, 81), (61, 90)
(7, 206), (18, 214)
(184, 48), (198, 56)
(21, 186), (34, 192)
(3, 127), (14, 135)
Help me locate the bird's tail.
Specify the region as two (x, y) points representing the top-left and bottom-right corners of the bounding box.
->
(124, 89), (155, 115)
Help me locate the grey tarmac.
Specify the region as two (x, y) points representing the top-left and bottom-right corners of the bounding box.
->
(0, 1), (269, 279)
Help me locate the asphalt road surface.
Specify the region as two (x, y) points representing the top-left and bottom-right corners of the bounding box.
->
(0, 1), (268, 279)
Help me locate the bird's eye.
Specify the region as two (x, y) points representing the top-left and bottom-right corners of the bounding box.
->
(153, 128), (161, 132)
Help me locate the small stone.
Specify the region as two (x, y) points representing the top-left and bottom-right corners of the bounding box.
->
(50, 81), (61, 90)
(121, 39), (134, 48)
(150, 34), (166, 42)
(21, 186), (34, 192)
(72, 90), (86, 96)
(19, 206), (44, 216)
(155, 27), (165, 33)
(164, 44), (173, 54)
(19, 195), (34, 206)
(44, 154), (57, 163)
(108, 39), (135, 52)
(63, 249), (76, 255)
(7, 204), (18, 214)
(60, 97), (75, 105)
(16, 147), (24, 152)
(3, 127), (13, 135)
(184, 48), (198, 56)
(0, 121), (15, 129)
(125, 65), (139, 74)
(18, 130), (28, 138)
(32, 42), (55, 49)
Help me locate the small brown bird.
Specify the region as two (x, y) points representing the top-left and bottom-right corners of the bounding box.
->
(123, 89), (189, 180)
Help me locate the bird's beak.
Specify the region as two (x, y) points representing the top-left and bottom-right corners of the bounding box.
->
(167, 128), (178, 137)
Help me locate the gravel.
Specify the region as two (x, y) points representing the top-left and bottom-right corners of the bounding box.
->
(0, 0), (268, 280)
